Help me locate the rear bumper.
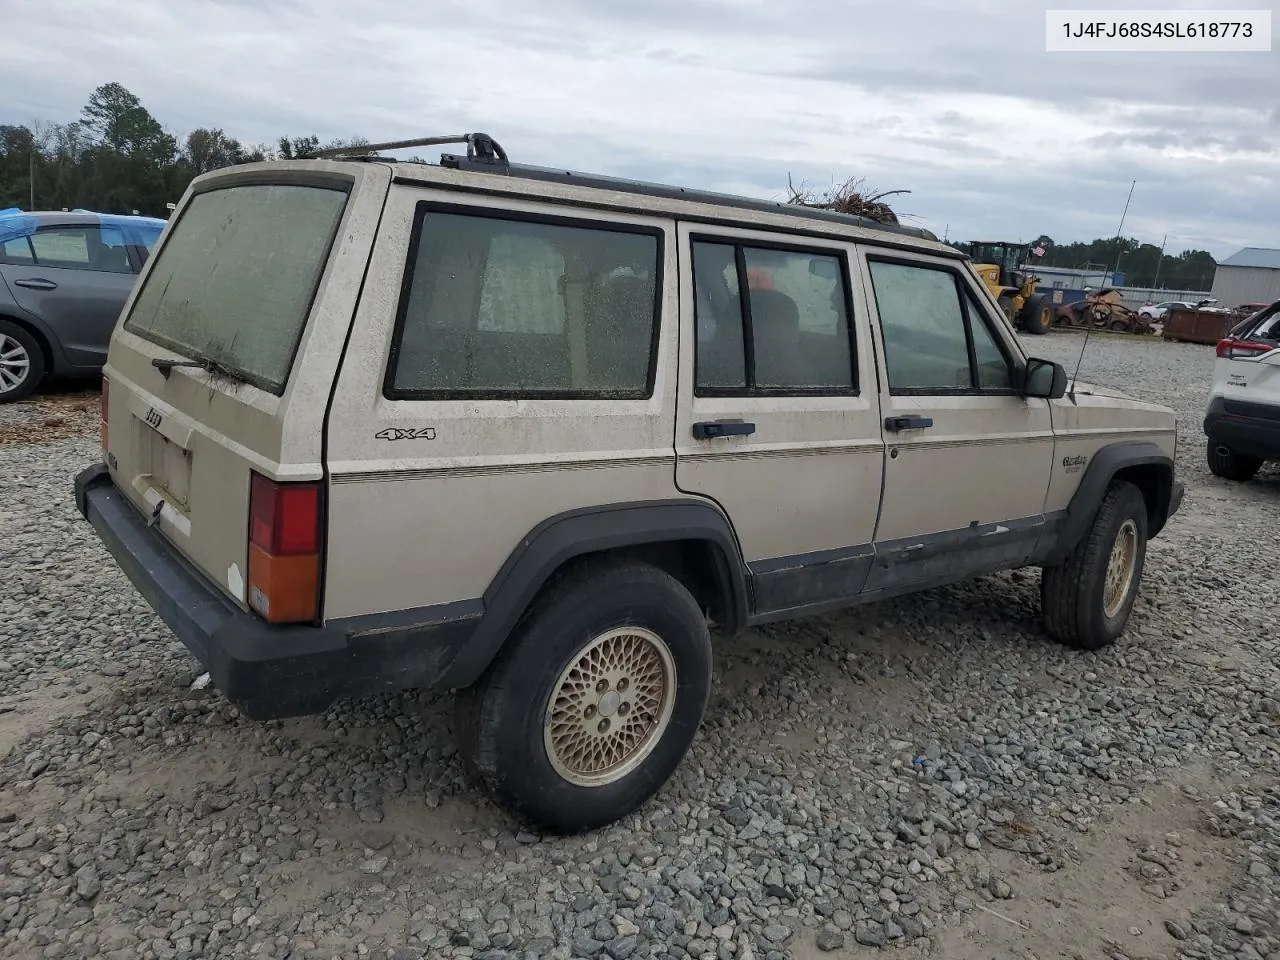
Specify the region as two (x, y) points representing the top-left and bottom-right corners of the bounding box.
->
(74, 464), (480, 720)
(1204, 396), (1280, 462)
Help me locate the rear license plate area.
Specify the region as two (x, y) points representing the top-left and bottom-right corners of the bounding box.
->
(139, 417), (192, 509)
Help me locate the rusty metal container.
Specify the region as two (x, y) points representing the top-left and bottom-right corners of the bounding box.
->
(1162, 308), (1237, 344)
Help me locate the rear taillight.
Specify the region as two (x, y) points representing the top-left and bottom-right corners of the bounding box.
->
(100, 377), (109, 452)
(1216, 338), (1273, 360)
(247, 472), (322, 624)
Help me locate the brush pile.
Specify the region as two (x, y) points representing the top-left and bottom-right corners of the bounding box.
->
(785, 174), (909, 225)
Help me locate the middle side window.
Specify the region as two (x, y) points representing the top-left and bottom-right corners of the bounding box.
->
(691, 239), (855, 394)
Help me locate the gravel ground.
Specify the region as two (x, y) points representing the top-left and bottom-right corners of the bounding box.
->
(2, 333), (1277, 960)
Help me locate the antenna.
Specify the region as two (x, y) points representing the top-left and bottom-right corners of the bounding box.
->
(1069, 179), (1135, 404)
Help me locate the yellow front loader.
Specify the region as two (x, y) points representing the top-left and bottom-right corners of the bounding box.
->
(964, 241), (1055, 335)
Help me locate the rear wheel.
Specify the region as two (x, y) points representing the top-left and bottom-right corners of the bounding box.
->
(454, 560), (712, 833)
(1022, 295), (1053, 335)
(0, 320), (44, 403)
(1041, 480), (1148, 651)
(1207, 444), (1261, 482)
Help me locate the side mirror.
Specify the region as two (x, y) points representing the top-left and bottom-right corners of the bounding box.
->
(1023, 357), (1067, 399)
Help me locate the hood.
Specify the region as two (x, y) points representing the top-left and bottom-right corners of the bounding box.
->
(1067, 379), (1136, 401)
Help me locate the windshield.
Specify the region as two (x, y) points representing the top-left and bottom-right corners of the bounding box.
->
(123, 183), (349, 394)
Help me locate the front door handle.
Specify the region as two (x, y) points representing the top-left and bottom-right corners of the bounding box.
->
(884, 415), (934, 431)
(692, 420), (756, 440)
(14, 278), (57, 291)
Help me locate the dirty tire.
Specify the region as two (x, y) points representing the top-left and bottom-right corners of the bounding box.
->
(1041, 480), (1148, 651)
(1022, 295), (1053, 335)
(1206, 444), (1262, 482)
(453, 560), (711, 833)
(0, 319), (44, 402)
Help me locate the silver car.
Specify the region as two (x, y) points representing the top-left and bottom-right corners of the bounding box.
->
(0, 209), (165, 401)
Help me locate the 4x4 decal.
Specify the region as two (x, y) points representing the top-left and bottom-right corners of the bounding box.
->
(375, 427), (437, 441)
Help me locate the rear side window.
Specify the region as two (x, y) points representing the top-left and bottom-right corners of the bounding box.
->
(387, 207), (661, 399)
(23, 226), (133, 274)
(0, 237), (33, 263)
(124, 183), (349, 394)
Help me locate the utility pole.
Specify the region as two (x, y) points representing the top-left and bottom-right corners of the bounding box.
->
(1151, 233), (1167, 291)
(29, 146), (35, 210)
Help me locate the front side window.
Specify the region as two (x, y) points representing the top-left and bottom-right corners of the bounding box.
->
(966, 293), (1014, 390)
(124, 183), (349, 394)
(867, 259), (1014, 393)
(692, 239), (855, 394)
(388, 209), (661, 398)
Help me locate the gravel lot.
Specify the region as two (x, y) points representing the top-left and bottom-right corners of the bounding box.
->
(2, 332), (1277, 960)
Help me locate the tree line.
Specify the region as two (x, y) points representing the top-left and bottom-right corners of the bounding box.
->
(0, 82), (367, 219)
(2, 82), (1220, 291)
(1024, 234), (1217, 291)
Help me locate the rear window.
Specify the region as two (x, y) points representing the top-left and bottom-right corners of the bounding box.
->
(124, 183), (349, 394)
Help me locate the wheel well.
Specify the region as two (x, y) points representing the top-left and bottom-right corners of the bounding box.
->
(546, 540), (741, 633)
(0, 312), (53, 373)
(1113, 463), (1172, 536)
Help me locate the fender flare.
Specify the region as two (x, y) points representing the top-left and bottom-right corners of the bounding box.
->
(1041, 440), (1175, 565)
(442, 499), (750, 689)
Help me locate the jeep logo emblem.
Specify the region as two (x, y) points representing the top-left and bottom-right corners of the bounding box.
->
(144, 408), (163, 430)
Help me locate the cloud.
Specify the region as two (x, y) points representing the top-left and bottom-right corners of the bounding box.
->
(2, 0), (1276, 258)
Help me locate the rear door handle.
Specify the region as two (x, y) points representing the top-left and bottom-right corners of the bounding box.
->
(13, 278), (57, 291)
(692, 420), (756, 439)
(884, 415), (934, 431)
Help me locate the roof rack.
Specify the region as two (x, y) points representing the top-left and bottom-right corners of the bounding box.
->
(314, 131), (936, 242)
(313, 132), (508, 165)
(438, 152), (936, 241)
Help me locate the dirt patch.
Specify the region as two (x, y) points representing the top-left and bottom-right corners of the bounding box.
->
(0, 686), (99, 760)
(0, 390), (99, 445)
(927, 760), (1243, 960)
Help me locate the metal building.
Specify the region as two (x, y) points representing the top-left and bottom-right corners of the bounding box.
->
(1210, 247), (1280, 307)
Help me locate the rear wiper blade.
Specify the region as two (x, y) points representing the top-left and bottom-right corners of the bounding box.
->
(151, 355), (242, 382)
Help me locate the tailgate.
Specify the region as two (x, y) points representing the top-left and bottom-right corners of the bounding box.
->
(101, 161), (390, 613)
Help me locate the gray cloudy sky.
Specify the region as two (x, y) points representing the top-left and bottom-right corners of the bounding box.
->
(4, 0), (1277, 258)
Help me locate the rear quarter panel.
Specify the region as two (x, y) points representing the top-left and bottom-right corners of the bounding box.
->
(321, 184), (682, 620)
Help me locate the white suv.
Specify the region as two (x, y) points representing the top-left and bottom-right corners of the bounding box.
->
(74, 133), (1183, 832)
(1204, 300), (1280, 481)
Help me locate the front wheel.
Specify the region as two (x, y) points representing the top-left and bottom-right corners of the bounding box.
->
(1040, 480), (1149, 650)
(454, 561), (712, 833)
(997, 295), (1016, 326)
(1022, 295), (1053, 335)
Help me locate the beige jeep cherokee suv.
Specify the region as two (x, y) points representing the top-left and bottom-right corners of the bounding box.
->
(75, 133), (1183, 832)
